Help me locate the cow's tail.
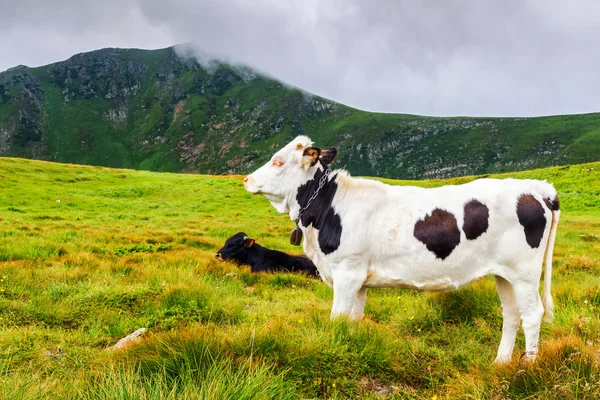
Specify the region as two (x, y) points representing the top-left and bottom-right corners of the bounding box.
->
(542, 195), (560, 324)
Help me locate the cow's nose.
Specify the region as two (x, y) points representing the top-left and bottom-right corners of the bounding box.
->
(215, 252), (220, 259)
(244, 175), (258, 192)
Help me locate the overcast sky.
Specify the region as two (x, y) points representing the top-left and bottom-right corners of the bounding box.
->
(2, 0), (599, 117)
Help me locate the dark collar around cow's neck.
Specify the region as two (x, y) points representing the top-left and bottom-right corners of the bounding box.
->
(294, 167), (332, 225)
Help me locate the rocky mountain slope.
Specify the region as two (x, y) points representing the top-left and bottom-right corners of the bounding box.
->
(1, 46), (599, 179)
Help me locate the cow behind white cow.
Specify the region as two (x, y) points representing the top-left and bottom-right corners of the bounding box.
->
(244, 135), (560, 362)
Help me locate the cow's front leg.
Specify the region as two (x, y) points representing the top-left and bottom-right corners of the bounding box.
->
(350, 287), (368, 319)
(330, 269), (366, 319)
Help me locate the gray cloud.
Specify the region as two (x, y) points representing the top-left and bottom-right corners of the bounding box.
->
(0, 0), (174, 71)
(2, 0), (599, 116)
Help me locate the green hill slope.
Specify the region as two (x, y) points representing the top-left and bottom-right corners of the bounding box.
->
(1, 46), (600, 179)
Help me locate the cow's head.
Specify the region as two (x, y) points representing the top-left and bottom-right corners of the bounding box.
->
(244, 136), (337, 215)
(215, 232), (255, 262)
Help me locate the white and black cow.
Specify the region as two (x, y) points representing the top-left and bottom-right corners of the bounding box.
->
(244, 136), (561, 362)
(216, 232), (319, 277)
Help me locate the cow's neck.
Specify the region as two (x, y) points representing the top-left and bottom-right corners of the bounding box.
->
(294, 167), (332, 222)
(246, 244), (268, 266)
(293, 166), (343, 255)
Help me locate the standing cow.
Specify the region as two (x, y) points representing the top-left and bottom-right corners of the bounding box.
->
(244, 135), (560, 362)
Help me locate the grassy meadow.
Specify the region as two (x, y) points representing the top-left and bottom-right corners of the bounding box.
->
(0, 157), (599, 399)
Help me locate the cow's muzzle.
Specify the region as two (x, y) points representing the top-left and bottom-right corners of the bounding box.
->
(215, 253), (223, 261)
(243, 175), (261, 193)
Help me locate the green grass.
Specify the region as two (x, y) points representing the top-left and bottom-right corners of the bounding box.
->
(1, 157), (599, 398)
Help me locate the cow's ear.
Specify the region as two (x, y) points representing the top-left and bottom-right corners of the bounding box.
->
(320, 148), (337, 165)
(244, 238), (255, 248)
(302, 147), (321, 167)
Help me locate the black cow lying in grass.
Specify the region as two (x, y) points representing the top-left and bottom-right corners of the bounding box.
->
(215, 232), (319, 277)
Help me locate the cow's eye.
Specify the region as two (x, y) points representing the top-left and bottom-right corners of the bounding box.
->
(272, 160), (284, 167)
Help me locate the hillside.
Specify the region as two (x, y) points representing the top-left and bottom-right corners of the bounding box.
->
(1, 46), (600, 179)
(1, 157), (599, 398)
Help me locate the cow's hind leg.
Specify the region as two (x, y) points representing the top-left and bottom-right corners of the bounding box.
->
(494, 276), (521, 363)
(512, 280), (545, 362)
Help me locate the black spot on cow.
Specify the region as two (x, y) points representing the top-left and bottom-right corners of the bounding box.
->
(216, 232), (319, 276)
(463, 199), (489, 240)
(516, 194), (546, 248)
(543, 195), (560, 211)
(296, 166), (342, 255)
(414, 208), (461, 260)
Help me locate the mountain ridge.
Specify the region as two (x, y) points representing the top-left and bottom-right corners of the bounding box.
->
(1, 46), (599, 179)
